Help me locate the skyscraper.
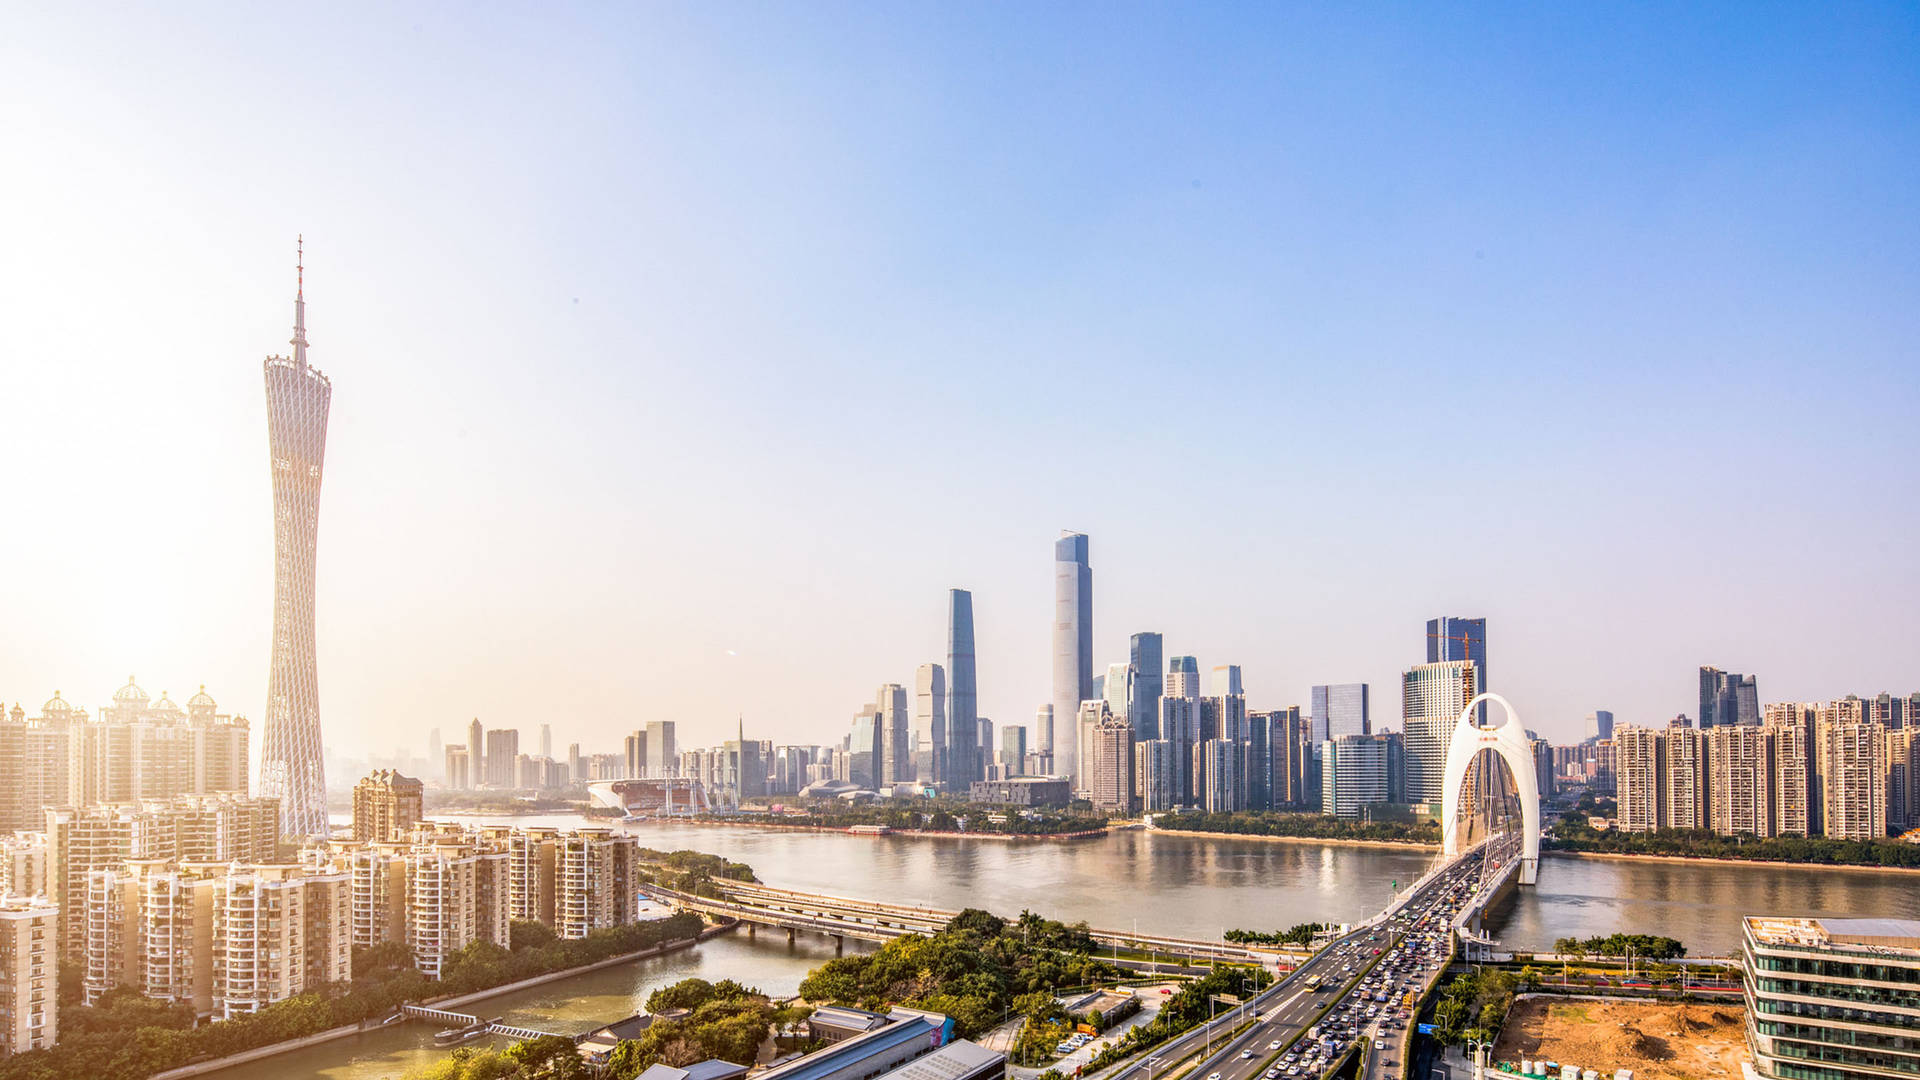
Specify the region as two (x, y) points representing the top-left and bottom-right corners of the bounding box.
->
(261, 240), (333, 838)
(877, 684), (911, 786)
(1129, 633), (1163, 740)
(1427, 617), (1487, 724)
(467, 717), (485, 783)
(913, 663), (947, 787)
(539, 724), (552, 761)
(1699, 667), (1760, 727)
(1310, 684), (1371, 742)
(946, 589), (978, 788)
(1163, 656), (1201, 804)
(1051, 533), (1092, 787)
(1104, 661), (1135, 725)
(1402, 660), (1477, 805)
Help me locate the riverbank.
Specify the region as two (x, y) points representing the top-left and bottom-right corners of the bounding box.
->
(1545, 847), (1920, 876)
(1148, 826), (1439, 851)
(660, 816), (1114, 841)
(148, 921), (734, 1080)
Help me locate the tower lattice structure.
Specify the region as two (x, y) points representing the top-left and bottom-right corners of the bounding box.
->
(260, 238), (332, 837)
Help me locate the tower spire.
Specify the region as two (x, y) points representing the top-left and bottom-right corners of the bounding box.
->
(291, 234), (309, 368)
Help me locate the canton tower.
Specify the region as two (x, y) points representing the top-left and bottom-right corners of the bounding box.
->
(260, 238), (332, 837)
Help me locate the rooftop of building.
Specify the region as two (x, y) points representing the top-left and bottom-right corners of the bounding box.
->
(873, 1041), (1003, 1080)
(1747, 916), (1920, 953)
(633, 1062), (749, 1080)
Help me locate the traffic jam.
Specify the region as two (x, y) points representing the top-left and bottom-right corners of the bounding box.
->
(1264, 861), (1484, 1080)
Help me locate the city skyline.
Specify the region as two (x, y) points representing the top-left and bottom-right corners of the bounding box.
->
(4, 5), (1918, 759)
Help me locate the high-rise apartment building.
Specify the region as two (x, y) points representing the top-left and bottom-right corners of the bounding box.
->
(212, 863), (352, 1018)
(1614, 726), (1665, 832)
(947, 589), (979, 789)
(0, 897), (57, 1055)
(47, 797), (280, 955)
(1129, 633), (1163, 740)
(1089, 717), (1137, 815)
(1051, 533), (1092, 788)
(1709, 725), (1774, 836)
(260, 244), (333, 838)
(1402, 660), (1477, 805)
(352, 770), (424, 843)
(405, 844), (509, 981)
(1773, 716), (1815, 837)
(1663, 726), (1709, 830)
(443, 745), (470, 790)
(485, 728), (520, 788)
(1889, 728), (1920, 834)
(913, 663), (947, 787)
(553, 829), (639, 940)
(1310, 684), (1370, 743)
(1820, 721), (1886, 840)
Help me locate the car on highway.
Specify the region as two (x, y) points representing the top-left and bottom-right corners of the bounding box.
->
(1268, 1040), (1282, 1050)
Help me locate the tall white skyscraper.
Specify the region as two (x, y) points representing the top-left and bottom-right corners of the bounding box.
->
(1051, 533), (1092, 788)
(1104, 661), (1134, 722)
(914, 663), (947, 786)
(877, 684), (911, 786)
(260, 239), (333, 838)
(1402, 659), (1478, 804)
(1035, 704), (1054, 755)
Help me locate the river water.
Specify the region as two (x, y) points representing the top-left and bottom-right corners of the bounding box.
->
(202, 817), (1920, 1080)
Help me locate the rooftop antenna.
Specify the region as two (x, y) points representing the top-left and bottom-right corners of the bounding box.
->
(291, 234), (310, 367)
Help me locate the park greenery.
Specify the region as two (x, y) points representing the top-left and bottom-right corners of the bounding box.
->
(1432, 967), (1521, 1046)
(1223, 922), (1329, 946)
(716, 802), (1111, 836)
(634, 848), (758, 897)
(1080, 965), (1274, 1073)
(1548, 819), (1920, 868)
(1550, 933), (1687, 960)
(798, 908), (1129, 1038)
(1155, 812), (1440, 844)
(0, 911), (707, 1080)
(402, 1035), (594, 1080)
(600, 978), (813, 1080)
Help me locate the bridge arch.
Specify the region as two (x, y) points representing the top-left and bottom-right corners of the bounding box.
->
(1439, 692), (1540, 884)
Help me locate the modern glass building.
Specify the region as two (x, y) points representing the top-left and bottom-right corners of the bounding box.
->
(1310, 683), (1371, 743)
(1742, 916), (1920, 1080)
(1051, 534), (1092, 788)
(1427, 617), (1487, 725)
(260, 244), (333, 838)
(1129, 632), (1163, 739)
(946, 589), (978, 789)
(913, 663), (946, 787)
(1321, 734), (1391, 820)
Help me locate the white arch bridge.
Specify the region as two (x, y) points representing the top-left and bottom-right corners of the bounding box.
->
(1441, 691), (1541, 886)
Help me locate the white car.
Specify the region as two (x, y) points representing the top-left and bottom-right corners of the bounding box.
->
(1269, 1041), (1283, 1050)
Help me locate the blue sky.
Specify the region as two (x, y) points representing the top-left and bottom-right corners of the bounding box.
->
(2, 2), (1916, 756)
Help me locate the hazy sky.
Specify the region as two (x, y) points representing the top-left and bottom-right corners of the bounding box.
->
(3, 3), (1916, 762)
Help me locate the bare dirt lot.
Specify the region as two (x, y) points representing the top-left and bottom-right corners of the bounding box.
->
(1492, 998), (1746, 1080)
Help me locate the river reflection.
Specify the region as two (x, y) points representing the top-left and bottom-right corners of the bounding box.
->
(209, 816), (1920, 1080)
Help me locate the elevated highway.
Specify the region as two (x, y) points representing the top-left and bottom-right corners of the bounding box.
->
(650, 879), (1267, 965)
